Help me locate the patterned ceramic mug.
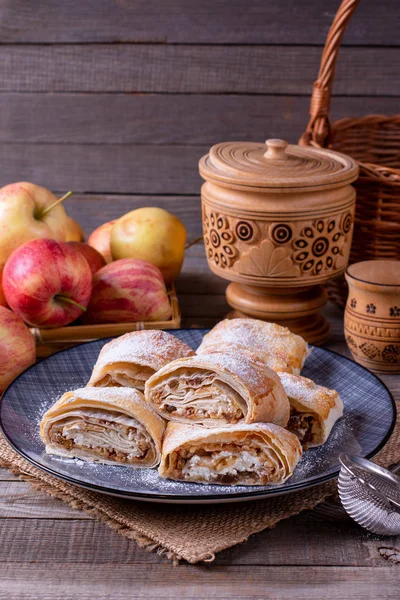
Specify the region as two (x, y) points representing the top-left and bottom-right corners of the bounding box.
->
(344, 260), (400, 373)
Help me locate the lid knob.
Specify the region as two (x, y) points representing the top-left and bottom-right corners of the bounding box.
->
(264, 139), (288, 160)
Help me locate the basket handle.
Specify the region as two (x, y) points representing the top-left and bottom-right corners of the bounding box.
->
(299, 0), (360, 147)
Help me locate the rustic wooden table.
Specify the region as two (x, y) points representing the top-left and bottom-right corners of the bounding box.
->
(1, 1), (399, 595)
(0, 250), (399, 598)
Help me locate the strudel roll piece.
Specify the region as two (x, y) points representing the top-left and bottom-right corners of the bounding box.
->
(145, 352), (290, 427)
(159, 422), (302, 485)
(279, 373), (344, 449)
(197, 318), (309, 375)
(40, 387), (165, 467)
(88, 330), (195, 390)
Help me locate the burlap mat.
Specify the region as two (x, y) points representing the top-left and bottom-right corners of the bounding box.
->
(0, 412), (398, 564)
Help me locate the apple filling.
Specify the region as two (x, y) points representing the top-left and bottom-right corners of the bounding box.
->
(287, 408), (316, 446)
(47, 409), (152, 464)
(167, 442), (276, 485)
(151, 369), (245, 424)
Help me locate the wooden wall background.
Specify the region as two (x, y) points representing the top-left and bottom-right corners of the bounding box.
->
(0, 0), (398, 325)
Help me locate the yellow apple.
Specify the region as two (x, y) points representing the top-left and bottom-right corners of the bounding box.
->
(64, 216), (85, 242)
(0, 182), (69, 268)
(110, 208), (186, 283)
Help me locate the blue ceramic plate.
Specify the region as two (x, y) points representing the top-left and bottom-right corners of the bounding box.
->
(0, 329), (396, 504)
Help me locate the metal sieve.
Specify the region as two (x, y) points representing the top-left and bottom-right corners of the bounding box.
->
(338, 454), (400, 536)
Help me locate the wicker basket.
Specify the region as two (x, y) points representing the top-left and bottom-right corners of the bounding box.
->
(300, 0), (400, 307)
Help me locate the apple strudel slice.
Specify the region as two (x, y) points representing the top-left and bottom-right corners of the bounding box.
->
(196, 318), (310, 375)
(279, 373), (344, 449)
(159, 422), (302, 485)
(40, 387), (165, 467)
(145, 352), (290, 427)
(88, 330), (195, 390)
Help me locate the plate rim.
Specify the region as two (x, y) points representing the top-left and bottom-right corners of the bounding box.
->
(0, 331), (397, 503)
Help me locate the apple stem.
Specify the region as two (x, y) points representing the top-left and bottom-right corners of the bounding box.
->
(39, 191), (73, 218)
(55, 295), (87, 312)
(185, 235), (204, 250)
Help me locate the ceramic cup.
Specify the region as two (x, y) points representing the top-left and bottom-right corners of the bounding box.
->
(344, 260), (400, 373)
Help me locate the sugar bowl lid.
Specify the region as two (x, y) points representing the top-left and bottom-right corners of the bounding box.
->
(199, 139), (359, 191)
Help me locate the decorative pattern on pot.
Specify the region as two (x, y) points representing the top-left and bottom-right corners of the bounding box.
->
(235, 220), (258, 244)
(233, 240), (300, 277)
(202, 211), (237, 269)
(345, 315), (400, 339)
(359, 342), (380, 360)
(344, 319), (400, 372)
(344, 260), (400, 373)
(202, 206), (353, 282)
(292, 217), (348, 276)
(345, 335), (358, 352)
(382, 344), (400, 363)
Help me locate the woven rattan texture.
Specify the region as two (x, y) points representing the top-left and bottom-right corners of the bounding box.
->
(300, 0), (400, 307)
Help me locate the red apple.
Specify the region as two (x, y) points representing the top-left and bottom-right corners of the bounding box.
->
(83, 258), (172, 324)
(67, 242), (106, 275)
(0, 182), (69, 269)
(3, 239), (92, 328)
(0, 306), (36, 393)
(0, 268), (8, 307)
(87, 220), (116, 264)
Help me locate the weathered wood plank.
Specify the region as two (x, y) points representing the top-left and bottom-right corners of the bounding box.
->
(179, 294), (228, 318)
(0, 0), (398, 45)
(0, 45), (398, 95)
(0, 482), (86, 519)
(0, 470), (17, 482)
(178, 257), (228, 296)
(0, 564), (396, 599)
(65, 194), (203, 238)
(0, 513), (396, 567)
(1, 93), (399, 145)
(0, 144), (206, 194)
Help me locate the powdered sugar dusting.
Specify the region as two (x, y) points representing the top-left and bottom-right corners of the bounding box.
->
(1, 329), (393, 501)
(197, 318), (309, 374)
(61, 386), (144, 404)
(162, 420), (299, 455)
(279, 372), (343, 417)
(89, 330), (195, 381)
(280, 372), (338, 402)
(149, 352), (282, 400)
(38, 414), (354, 493)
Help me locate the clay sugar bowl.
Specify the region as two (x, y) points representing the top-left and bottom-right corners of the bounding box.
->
(345, 260), (400, 373)
(199, 139), (359, 344)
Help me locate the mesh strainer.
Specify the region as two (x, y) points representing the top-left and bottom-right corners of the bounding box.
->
(338, 454), (400, 536)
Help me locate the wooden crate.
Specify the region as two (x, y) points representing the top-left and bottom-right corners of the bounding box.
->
(31, 285), (180, 358)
